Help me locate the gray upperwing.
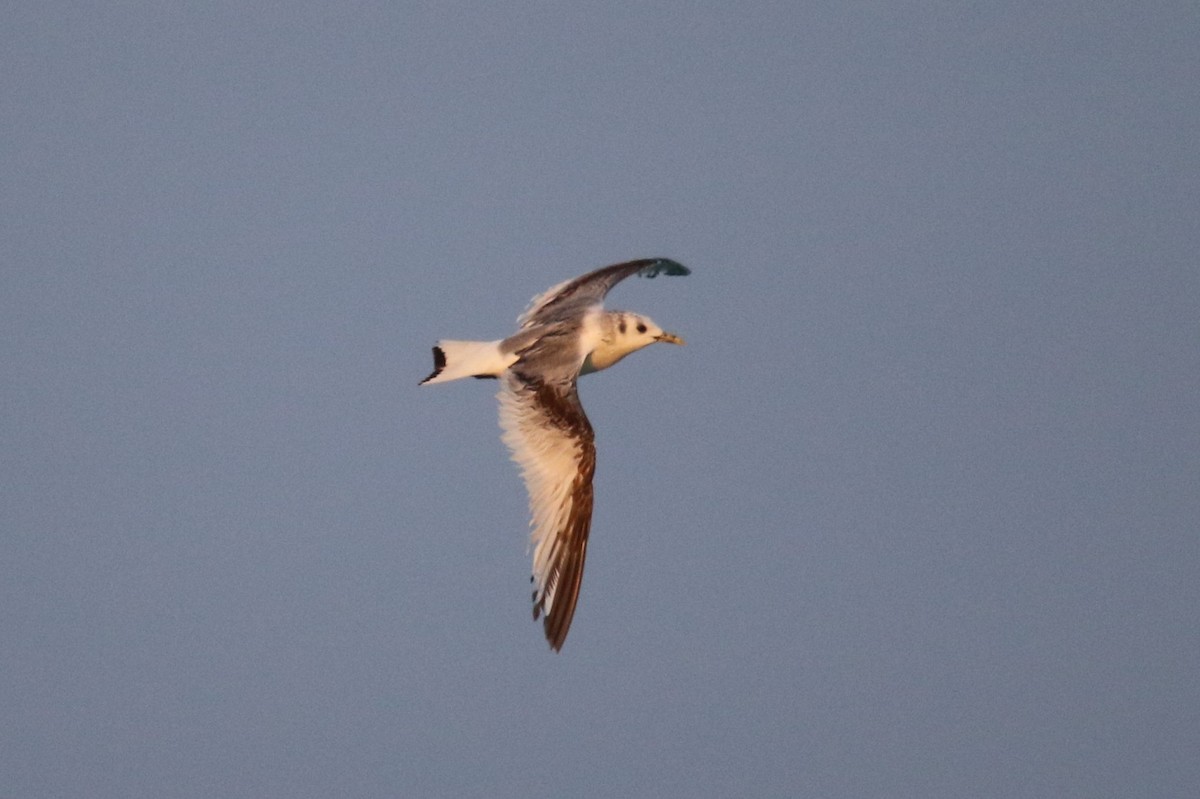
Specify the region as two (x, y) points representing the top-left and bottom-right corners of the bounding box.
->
(520, 258), (690, 327)
(507, 323), (586, 385)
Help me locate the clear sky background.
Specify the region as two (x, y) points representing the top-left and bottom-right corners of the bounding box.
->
(3, 2), (1198, 797)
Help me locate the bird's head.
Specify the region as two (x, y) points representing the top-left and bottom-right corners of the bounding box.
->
(584, 312), (685, 374)
(615, 312), (685, 350)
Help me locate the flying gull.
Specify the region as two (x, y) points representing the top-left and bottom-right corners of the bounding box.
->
(420, 257), (690, 651)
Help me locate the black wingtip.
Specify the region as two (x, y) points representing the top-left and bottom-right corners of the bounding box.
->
(418, 345), (446, 385)
(643, 258), (691, 278)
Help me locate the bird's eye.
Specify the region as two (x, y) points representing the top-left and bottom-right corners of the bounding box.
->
(636, 323), (647, 334)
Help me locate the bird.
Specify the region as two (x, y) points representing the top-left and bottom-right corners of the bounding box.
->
(420, 257), (690, 651)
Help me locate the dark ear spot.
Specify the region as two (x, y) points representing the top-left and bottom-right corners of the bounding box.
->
(636, 322), (647, 334)
(619, 320), (627, 334)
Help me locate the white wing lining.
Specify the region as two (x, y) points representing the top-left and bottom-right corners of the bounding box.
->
(497, 372), (596, 650)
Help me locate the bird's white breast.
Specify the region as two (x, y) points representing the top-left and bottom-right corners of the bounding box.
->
(576, 309), (605, 362)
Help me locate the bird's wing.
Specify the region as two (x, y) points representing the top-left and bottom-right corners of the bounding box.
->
(498, 370), (596, 651)
(517, 257), (690, 328)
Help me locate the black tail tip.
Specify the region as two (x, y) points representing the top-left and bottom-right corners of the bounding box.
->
(418, 345), (445, 385)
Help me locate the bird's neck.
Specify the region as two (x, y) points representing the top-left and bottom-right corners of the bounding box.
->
(581, 337), (647, 375)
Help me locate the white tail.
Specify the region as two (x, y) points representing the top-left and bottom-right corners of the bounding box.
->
(419, 339), (516, 385)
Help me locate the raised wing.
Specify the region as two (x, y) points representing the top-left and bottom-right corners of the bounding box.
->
(518, 257), (690, 328)
(497, 370), (596, 651)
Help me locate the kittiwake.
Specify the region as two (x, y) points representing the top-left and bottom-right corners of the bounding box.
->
(420, 257), (690, 651)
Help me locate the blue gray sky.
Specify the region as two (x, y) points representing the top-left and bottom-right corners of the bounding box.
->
(3, 2), (1198, 797)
